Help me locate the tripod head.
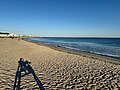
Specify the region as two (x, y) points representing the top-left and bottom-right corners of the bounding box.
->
(18, 58), (31, 67)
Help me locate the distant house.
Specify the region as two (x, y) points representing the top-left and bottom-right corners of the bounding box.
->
(8, 33), (19, 37)
(0, 32), (10, 37)
(0, 32), (26, 38)
(0, 32), (20, 38)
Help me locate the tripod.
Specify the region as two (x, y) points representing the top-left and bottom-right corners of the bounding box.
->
(13, 58), (45, 90)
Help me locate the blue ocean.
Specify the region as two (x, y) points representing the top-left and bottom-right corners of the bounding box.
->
(24, 37), (120, 59)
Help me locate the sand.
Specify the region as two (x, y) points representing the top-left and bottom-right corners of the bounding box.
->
(0, 38), (120, 90)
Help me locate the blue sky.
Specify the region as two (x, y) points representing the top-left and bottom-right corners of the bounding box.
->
(0, 0), (120, 37)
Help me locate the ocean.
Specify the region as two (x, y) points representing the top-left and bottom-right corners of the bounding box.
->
(24, 37), (120, 59)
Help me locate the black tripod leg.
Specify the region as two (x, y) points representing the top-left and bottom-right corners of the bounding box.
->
(17, 68), (22, 90)
(31, 69), (45, 90)
(13, 72), (18, 90)
(13, 66), (20, 90)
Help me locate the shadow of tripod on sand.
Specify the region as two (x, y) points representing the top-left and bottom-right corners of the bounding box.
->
(13, 58), (45, 90)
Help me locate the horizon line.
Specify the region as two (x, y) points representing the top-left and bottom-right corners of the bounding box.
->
(35, 36), (120, 38)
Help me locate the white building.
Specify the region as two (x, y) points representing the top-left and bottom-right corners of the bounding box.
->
(0, 32), (10, 37)
(8, 33), (19, 37)
(0, 32), (20, 38)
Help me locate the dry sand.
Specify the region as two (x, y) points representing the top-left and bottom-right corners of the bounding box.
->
(0, 38), (120, 90)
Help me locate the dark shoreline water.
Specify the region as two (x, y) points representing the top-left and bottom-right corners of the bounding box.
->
(23, 37), (120, 60)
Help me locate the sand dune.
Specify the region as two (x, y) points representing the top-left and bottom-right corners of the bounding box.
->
(0, 38), (120, 90)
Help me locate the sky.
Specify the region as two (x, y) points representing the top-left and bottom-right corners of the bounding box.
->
(0, 0), (120, 37)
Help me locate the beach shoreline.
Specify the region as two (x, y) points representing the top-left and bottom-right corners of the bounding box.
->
(23, 39), (120, 65)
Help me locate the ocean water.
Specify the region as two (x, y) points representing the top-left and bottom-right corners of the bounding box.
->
(24, 37), (120, 59)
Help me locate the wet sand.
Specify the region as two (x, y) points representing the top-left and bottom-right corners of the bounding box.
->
(0, 38), (120, 90)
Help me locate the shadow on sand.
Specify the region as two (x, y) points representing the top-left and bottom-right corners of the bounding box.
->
(13, 58), (45, 90)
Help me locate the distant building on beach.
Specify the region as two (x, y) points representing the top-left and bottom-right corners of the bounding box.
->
(0, 32), (19, 38)
(0, 32), (10, 37)
(0, 31), (31, 38)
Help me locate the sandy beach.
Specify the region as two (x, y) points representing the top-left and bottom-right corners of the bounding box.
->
(0, 38), (120, 90)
